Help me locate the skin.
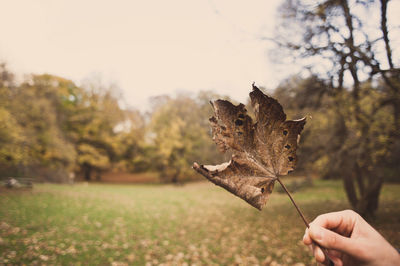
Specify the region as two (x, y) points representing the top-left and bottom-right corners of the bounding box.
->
(303, 210), (400, 266)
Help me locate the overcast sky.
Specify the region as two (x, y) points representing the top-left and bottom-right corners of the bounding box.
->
(0, 0), (285, 110)
(1, 0), (399, 111)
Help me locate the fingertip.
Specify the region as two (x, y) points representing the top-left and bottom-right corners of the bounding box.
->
(313, 246), (325, 263)
(331, 256), (343, 266)
(326, 250), (343, 266)
(303, 233), (312, 245)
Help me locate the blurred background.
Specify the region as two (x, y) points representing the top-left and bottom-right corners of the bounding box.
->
(1, 0), (399, 265)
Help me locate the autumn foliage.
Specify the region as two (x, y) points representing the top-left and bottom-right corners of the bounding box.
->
(0, 64), (224, 183)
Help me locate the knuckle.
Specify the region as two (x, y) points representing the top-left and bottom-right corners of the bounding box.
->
(343, 209), (356, 216)
(313, 214), (325, 224)
(343, 209), (362, 223)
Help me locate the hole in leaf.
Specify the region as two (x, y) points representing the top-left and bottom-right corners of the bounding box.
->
(235, 119), (244, 126)
(283, 130), (288, 135)
(284, 144), (291, 149)
(288, 156), (294, 161)
(261, 187), (265, 193)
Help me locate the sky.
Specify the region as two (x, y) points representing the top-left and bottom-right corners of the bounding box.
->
(1, 0), (399, 111)
(0, 0), (284, 110)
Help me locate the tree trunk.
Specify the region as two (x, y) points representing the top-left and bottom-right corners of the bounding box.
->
(96, 170), (101, 181)
(343, 174), (358, 209)
(84, 165), (92, 181)
(171, 172), (179, 184)
(356, 178), (383, 218)
(343, 164), (384, 218)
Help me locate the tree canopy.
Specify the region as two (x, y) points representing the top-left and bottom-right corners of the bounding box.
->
(273, 0), (400, 216)
(0, 65), (226, 184)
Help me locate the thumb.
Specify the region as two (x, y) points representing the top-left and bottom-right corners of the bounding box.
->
(309, 224), (356, 254)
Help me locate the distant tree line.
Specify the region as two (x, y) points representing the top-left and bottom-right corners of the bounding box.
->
(0, 64), (227, 183)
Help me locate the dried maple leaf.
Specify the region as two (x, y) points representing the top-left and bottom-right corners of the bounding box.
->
(193, 85), (334, 265)
(193, 84), (306, 210)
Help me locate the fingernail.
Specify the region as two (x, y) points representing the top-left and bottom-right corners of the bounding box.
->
(302, 228), (309, 242)
(315, 246), (325, 263)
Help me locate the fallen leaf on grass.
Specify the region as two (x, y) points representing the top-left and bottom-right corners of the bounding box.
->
(126, 253), (135, 262)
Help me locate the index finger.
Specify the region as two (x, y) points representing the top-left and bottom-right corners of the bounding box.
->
(311, 210), (358, 237)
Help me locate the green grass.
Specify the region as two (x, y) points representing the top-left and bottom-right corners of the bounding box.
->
(1, 180), (399, 265)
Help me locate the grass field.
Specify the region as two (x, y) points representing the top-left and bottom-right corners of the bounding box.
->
(1, 179), (399, 265)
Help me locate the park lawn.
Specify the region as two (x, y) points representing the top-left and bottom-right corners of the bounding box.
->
(0, 179), (399, 265)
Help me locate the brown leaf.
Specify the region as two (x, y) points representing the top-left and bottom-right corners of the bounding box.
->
(193, 84), (306, 210)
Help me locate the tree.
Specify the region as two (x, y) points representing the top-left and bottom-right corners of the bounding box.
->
(11, 74), (79, 181)
(0, 63), (27, 174)
(273, 75), (335, 175)
(72, 83), (125, 181)
(0, 63), (155, 182)
(148, 92), (226, 183)
(113, 109), (148, 173)
(275, 0), (400, 216)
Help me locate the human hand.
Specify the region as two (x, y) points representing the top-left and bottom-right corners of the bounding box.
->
(303, 210), (400, 266)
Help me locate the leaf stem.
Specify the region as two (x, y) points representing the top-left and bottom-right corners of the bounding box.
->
(276, 177), (334, 266)
(276, 177), (310, 228)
